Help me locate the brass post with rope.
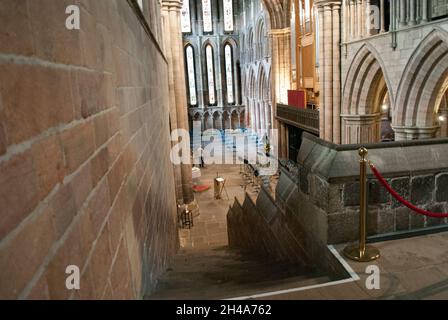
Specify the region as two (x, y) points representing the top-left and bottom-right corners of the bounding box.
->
(343, 147), (380, 262)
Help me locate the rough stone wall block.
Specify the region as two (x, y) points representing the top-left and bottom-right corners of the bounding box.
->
(0, 0), (178, 300)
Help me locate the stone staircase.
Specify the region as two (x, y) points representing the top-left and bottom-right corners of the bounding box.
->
(145, 245), (330, 300)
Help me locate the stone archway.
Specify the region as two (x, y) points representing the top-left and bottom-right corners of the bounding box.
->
(204, 112), (213, 130)
(213, 111), (223, 131)
(193, 112), (204, 132)
(223, 111), (231, 130)
(231, 110), (240, 130)
(394, 30), (448, 140)
(262, 0), (292, 30)
(342, 45), (393, 144)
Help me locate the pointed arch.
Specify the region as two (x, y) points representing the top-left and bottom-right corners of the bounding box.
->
(343, 44), (394, 115)
(342, 44), (393, 144)
(202, 40), (217, 106)
(262, 0), (292, 29)
(394, 29), (448, 133)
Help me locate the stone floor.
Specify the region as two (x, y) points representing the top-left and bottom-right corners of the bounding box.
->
(148, 164), (448, 300)
(146, 164), (327, 300)
(260, 232), (448, 300)
(179, 164), (245, 249)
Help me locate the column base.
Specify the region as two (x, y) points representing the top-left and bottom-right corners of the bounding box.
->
(342, 114), (381, 144)
(392, 126), (439, 141)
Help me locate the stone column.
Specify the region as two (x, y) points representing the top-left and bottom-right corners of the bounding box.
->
(380, 0), (385, 32)
(315, 0), (342, 144)
(270, 27), (291, 150)
(318, 5), (326, 136)
(422, 0), (428, 22)
(270, 28), (292, 105)
(161, 4), (183, 205)
(357, 0), (363, 38)
(333, 4), (341, 144)
(439, 107), (448, 138)
(393, 126), (439, 140)
(410, 0), (417, 25)
(350, 0), (356, 39)
(345, 0), (350, 41)
(365, 0), (371, 36)
(342, 114), (381, 143)
(399, 0), (407, 27)
(324, 6), (333, 141)
(162, 0), (197, 213)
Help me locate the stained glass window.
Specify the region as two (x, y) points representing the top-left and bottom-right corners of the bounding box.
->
(223, 0), (234, 32)
(225, 44), (234, 104)
(181, 0), (191, 33)
(202, 0), (213, 32)
(206, 45), (216, 104)
(186, 46), (197, 105)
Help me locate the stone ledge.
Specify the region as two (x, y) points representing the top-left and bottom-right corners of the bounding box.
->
(299, 132), (448, 183)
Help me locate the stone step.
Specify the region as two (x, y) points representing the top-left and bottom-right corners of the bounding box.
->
(146, 246), (328, 300)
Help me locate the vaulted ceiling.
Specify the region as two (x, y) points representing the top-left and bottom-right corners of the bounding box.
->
(262, 0), (291, 29)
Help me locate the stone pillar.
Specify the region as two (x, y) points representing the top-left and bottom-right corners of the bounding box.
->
(315, 0), (342, 144)
(318, 5), (326, 136)
(161, 4), (183, 205)
(439, 108), (448, 138)
(365, 0), (371, 36)
(345, 0), (350, 41)
(350, 0), (356, 39)
(422, 0), (428, 22)
(270, 28), (292, 105)
(393, 126), (439, 140)
(399, 0), (407, 27)
(162, 0), (197, 213)
(380, 0), (385, 32)
(342, 114), (382, 143)
(357, 0), (363, 38)
(333, 4), (341, 144)
(324, 6), (333, 141)
(410, 0), (417, 25)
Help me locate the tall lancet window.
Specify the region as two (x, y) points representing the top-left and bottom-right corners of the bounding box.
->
(205, 45), (216, 105)
(224, 44), (235, 104)
(181, 0), (191, 33)
(202, 0), (213, 32)
(223, 0), (234, 32)
(185, 45), (197, 105)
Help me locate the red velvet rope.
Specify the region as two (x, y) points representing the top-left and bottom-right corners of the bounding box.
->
(369, 163), (448, 218)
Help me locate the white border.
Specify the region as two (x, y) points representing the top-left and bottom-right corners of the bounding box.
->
(225, 245), (360, 300)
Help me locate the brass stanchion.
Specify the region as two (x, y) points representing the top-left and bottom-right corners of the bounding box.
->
(343, 147), (380, 262)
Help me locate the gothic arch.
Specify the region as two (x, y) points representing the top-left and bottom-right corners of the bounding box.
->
(342, 44), (393, 143)
(247, 28), (254, 61)
(394, 29), (448, 139)
(202, 40), (217, 106)
(262, 0), (291, 29)
(255, 17), (266, 60)
(213, 111), (223, 130)
(248, 66), (257, 129)
(204, 112), (213, 130)
(343, 44), (393, 115)
(223, 110), (231, 130)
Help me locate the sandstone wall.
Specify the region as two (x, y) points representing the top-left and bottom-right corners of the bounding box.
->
(0, 0), (178, 299)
